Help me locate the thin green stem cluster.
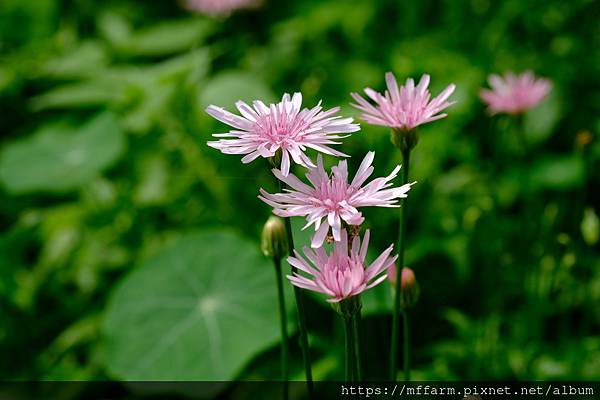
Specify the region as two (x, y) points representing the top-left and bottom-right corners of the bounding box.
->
(272, 258), (289, 400)
(278, 179), (315, 398)
(390, 147), (411, 381)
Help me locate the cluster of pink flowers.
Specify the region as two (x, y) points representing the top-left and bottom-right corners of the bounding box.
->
(206, 72), (461, 302)
(206, 68), (551, 301)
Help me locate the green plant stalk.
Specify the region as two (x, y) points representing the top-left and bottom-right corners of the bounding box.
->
(343, 315), (356, 383)
(353, 310), (363, 382)
(278, 179), (315, 397)
(402, 309), (410, 381)
(272, 258), (289, 400)
(390, 147), (411, 381)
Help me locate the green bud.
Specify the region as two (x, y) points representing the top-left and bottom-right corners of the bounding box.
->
(390, 266), (420, 309)
(391, 128), (419, 153)
(331, 295), (362, 318)
(261, 216), (288, 260)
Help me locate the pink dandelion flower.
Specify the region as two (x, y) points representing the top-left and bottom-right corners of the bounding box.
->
(185, 0), (261, 16)
(259, 151), (415, 248)
(287, 229), (397, 302)
(351, 72), (456, 131)
(479, 71), (552, 115)
(207, 93), (360, 176)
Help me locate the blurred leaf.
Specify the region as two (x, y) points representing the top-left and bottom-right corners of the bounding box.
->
(101, 16), (213, 57)
(199, 71), (275, 109)
(524, 93), (561, 145)
(103, 230), (283, 381)
(30, 79), (129, 110)
(39, 41), (109, 80)
(581, 207), (599, 246)
(97, 13), (132, 45)
(134, 154), (169, 206)
(0, 112), (125, 194)
(529, 155), (585, 190)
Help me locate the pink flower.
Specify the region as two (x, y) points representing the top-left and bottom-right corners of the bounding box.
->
(207, 93), (360, 176)
(185, 0), (261, 16)
(259, 151), (415, 248)
(351, 72), (456, 131)
(287, 229), (397, 302)
(479, 71), (552, 115)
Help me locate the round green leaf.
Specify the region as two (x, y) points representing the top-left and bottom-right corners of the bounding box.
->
(103, 229), (283, 381)
(0, 112), (125, 194)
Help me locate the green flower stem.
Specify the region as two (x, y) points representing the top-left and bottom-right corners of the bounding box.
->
(272, 258), (289, 400)
(402, 309), (410, 381)
(353, 310), (363, 382)
(343, 315), (356, 383)
(278, 179), (314, 398)
(390, 146), (411, 381)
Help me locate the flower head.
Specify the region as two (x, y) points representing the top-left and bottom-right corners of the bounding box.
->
(259, 151), (414, 248)
(207, 93), (360, 176)
(479, 71), (552, 115)
(287, 229), (397, 302)
(185, 0), (261, 16)
(351, 72), (456, 131)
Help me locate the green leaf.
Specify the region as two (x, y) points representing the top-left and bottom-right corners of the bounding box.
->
(524, 93), (561, 145)
(199, 71), (275, 110)
(0, 112), (125, 194)
(39, 41), (109, 79)
(103, 229), (284, 381)
(103, 17), (214, 57)
(529, 155), (585, 191)
(29, 80), (128, 110)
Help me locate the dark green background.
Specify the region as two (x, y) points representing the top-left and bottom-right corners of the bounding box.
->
(0, 0), (599, 397)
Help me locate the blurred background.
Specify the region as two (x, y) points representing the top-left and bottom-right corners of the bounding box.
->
(1, 0), (599, 397)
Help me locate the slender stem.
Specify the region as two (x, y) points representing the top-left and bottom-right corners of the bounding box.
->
(343, 315), (355, 383)
(353, 310), (363, 382)
(390, 147), (411, 381)
(402, 310), (410, 381)
(273, 258), (289, 400)
(278, 178), (314, 397)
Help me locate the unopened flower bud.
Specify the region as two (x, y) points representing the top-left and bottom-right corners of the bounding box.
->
(261, 216), (288, 260)
(391, 128), (419, 153)
(388, 265), (420, 309)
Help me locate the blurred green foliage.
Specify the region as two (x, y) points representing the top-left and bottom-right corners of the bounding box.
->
(0, 0), (599, 396)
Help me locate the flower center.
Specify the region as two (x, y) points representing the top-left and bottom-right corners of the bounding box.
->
(315, 177), (349, 211)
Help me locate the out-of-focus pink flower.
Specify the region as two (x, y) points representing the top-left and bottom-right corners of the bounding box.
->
(207, 93), (359, 176)
(287, 229), (397, 302)
(185, 0), (261, 16)
(259, 151), (415, 248)
(479, 71), (552, 115)
(351, 72), (456, 131)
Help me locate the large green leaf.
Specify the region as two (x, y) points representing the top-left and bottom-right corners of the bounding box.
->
(0, 112), (125, 194)
(103, 229), (284, 381)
